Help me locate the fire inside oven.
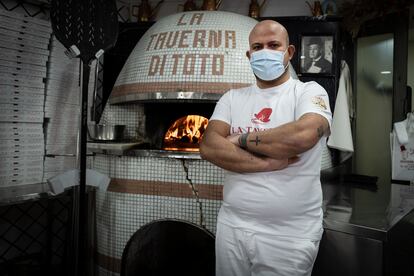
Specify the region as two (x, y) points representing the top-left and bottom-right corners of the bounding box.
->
(163, 115), (209, 152)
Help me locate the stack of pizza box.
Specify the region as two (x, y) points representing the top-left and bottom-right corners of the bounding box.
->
(43, 36), (96, 182)
(0, 8), (98, 188)
(0, 9), (50, 187)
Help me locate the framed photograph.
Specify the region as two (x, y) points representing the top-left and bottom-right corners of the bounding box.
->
(299, 35), (334, 75)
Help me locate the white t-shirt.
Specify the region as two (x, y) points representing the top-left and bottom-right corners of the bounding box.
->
(210, 77), (332, 240)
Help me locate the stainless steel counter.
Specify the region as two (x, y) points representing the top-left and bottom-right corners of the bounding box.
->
(321, 175), (414, 241)
(0, 182), (52, 206)
(315, 169), (414, 276)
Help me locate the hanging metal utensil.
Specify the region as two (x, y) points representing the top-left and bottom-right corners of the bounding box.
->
(50, 1), (118, 275)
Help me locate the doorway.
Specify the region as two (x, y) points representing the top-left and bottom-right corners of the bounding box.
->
(353, 9), (410, 211)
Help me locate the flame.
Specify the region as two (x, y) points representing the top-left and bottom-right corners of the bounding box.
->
(163, 115), (209, 151)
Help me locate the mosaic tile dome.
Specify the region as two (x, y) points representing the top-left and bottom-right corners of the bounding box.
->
(109, 11), (258, 104)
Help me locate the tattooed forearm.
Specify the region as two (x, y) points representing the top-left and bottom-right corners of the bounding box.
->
(249, 136), (261, 146)
(317, 126), (324, 138)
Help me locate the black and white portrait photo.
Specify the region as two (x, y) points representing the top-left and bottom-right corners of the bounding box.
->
(300, 35), (333, 74)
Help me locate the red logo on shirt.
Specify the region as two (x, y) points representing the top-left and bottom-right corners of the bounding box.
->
(251, 108), (272, 124)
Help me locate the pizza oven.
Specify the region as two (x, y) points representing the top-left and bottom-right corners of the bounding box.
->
(103, 11), (259, 152)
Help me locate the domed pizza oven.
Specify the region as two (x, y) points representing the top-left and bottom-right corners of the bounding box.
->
(107, 11), (258, 151)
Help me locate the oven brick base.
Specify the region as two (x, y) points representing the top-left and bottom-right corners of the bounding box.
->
(92, 154), (224, 275)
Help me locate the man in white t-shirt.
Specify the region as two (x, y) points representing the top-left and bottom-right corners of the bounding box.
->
(200, 20), (332, 276)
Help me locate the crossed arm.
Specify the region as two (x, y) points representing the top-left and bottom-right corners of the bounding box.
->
(199, 113), (330, 173)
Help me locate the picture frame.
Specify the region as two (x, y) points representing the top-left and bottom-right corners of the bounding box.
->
(299, 35), (334, 75)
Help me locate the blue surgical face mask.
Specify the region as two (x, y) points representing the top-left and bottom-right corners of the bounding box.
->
(249, 48), (289, 81)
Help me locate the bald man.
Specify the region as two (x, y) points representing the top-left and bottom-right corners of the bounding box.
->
(200, 20), (332, 276)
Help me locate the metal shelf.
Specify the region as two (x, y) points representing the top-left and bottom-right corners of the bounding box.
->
(0, 183), (53, 206)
